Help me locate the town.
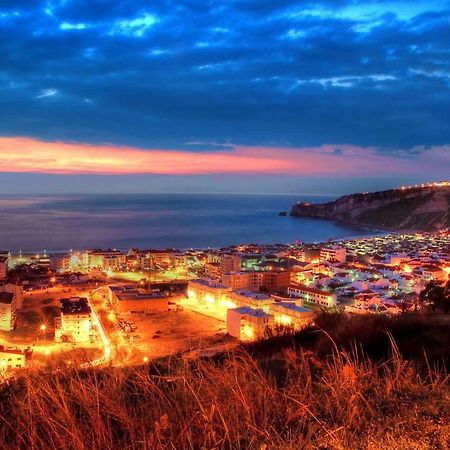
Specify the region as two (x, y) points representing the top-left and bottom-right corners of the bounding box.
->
(1, 231), (449, 374)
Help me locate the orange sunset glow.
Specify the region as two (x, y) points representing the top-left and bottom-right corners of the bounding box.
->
(0, 137), (447, 176)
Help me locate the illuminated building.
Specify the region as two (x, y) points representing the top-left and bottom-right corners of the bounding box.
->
(0, 346), (26, 371)
(298, 248), (321, 263)
(83, 249), (127, 270)
(221, 270), (290, 293)
(390, 253), (409, 266)
(220, 254), (241, 274)
(288, 283), (337, 307)
(50, 253), (71, 273)
(0, 292), (16, 331)
(269, 302), (315, 328)
(55, 297), (92, 343)
(204, 261), (221, 279)
(31, 254), (50, 269)
(227, 290), (273, 311)
(174, 253), (187, 267)
(0, 256), (8, 280)
(421, 265), (447, 282)
(0, 283), (23, 310)
(144, 250), (175, 269)
(108, 285), (168, 315)
(187, 279), (231, 317)
(320, 246), (346, 263)
(226, 307), (273, 341)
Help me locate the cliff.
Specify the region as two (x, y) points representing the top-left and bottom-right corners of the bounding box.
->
(291, 183), (450, 231)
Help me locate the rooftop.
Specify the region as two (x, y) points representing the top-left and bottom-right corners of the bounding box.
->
(232, 289), (272, 300)
(289, 283), (335, 297)
(117, 293), (165, 301)
(231, 306), (271, 318)
(190, 278), (228, 289)
(272, 302), (314, 314)
(60, 297), (91, 315)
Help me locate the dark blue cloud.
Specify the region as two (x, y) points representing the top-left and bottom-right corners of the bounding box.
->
(0, 0), (449, 151)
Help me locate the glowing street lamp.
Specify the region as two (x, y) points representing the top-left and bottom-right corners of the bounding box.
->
(40, 324), (47, 341)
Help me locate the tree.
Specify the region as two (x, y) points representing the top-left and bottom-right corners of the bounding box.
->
(419, 281), (450, 313)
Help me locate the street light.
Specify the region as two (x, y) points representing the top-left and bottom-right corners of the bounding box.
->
(40, 324), (47, 341)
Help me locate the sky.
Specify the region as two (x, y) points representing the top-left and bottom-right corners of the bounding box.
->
(0, 0), (449, 195)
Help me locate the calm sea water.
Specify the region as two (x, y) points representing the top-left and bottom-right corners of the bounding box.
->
(0, 194), (372, 252)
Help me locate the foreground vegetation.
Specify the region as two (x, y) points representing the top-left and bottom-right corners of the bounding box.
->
(0, 313), (449, 449)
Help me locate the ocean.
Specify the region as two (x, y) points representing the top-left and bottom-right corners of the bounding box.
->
(0, 194), (373, 252)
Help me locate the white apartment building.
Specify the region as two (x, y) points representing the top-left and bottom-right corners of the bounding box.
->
(269, 302), (316, 328)
(227, 307), (273, 341)
(55, 297), (92, 343)
(320, 246), (347, 263)
(288, 283), (337, 308)
(0, 292), (16, 331)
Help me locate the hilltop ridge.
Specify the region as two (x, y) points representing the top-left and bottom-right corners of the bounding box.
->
(291, 182), (450, 232)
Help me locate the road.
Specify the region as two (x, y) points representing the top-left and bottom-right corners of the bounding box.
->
(85, 288), (114, 367)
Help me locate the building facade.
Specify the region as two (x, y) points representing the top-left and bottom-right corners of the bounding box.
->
(55, 297), (92, 343)
(0, 292), (16, 331)
(222, 270), (290, 293)
(288, 283), (337, 307)
(320, 246), (347, 263)
(226, 307), (273, 341)
(0, 256), (8, 280)
(0, 347), (26, 371)
(50, 253), (71, 273)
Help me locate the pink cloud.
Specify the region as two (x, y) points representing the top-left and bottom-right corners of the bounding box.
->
(0, 136), (447, 176)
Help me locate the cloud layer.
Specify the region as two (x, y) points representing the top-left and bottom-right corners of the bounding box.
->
(0, 0), (449, 194)
(0, 0), (449, 153)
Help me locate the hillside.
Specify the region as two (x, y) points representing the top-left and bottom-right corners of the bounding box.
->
(0, 313), (448, 449)
(291, 183), (450, 231)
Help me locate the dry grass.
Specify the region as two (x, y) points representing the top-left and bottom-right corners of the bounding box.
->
(0, 315), (449, 449)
